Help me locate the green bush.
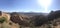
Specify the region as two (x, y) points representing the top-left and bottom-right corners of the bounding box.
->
(0, 17), (7, 23)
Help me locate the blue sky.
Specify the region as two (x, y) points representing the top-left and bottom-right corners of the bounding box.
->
(0, 0), (60, 13)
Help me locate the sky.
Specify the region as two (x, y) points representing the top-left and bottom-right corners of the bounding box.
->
(0, 0), (60, 13)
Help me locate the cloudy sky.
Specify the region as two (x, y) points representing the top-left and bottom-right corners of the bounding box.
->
(0, 0), (60, 13)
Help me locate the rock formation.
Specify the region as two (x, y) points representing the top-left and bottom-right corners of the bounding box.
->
(0, 11), (2, 16)
(10, 12), (30, 26)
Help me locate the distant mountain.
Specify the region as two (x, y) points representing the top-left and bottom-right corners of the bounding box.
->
(10, 12), (49, 16)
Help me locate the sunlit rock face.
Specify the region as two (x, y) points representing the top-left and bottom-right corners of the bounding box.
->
(0, 11), (10, 23)
(2, 13), (10, 22)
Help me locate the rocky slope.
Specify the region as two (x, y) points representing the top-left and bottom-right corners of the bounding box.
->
(0, 10), (60, 28)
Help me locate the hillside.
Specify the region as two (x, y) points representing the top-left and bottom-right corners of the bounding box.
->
(0, 10), (60, 28)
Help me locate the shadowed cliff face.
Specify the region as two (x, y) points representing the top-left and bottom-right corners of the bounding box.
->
(31, 15), (47, 26)
(30, 10), (60, 26)
(48, 10), (60, 20)
(0, 11), (2, 16)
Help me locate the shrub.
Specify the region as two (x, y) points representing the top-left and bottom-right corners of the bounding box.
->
(0, 17), (7, 23)
(53, 22), (57, 26)
(47, 25), (52, 28)
(31, 15), (47, 26)
(1, 22), (10, 28)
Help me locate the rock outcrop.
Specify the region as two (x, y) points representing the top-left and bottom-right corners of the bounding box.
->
(10, 12), (30, 26)
(0, 11), (2, 16)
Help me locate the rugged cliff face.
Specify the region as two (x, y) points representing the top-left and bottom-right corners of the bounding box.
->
(48, 10), (60, 20)
(0, 11), (2, 16)
(29, 10), (60, 26)
(10, 12), (30, 26)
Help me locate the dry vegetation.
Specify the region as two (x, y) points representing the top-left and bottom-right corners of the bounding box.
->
(0, 10), (60, 28)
